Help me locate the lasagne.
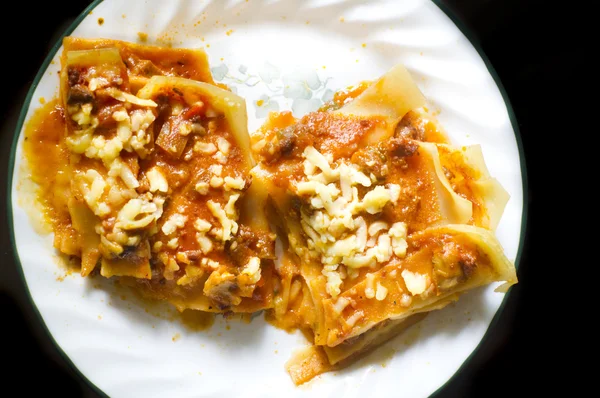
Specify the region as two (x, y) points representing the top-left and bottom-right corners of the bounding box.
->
(43, 37), (275, 313)
(251, 64), (516, 383)
(23, 38), (517, 384)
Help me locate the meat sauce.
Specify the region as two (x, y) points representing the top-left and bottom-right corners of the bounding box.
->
(23, 99), (78, 251)
(23, 38), (274, 313)
(253, 88), (455, 230)
(255, 83), (486, 335)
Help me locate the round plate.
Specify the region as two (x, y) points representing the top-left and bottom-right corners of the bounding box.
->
(8, 0), (526, 397)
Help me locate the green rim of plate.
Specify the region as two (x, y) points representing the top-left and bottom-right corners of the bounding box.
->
(6, 1), (528, 397)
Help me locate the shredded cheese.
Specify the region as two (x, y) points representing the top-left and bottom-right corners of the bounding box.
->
(401, 270), (428, 296)
(332, 297), (350, 315)
(194, 141), (217, 154)
(104, 87), (157, 107)
(195, 182), (210, 195)
(161, 213), (188, 235)
(291, 146), (405, 298)
(242, 257), (261, 284)
(345, 311), (364, 328)
(167, 237), (179, 249)
(224, 176), (246, 191)
(375, 281), (388, 301)
(147, 167), (169, 193)
(207, 200), (238, 242)
(217, 137), (231, 155)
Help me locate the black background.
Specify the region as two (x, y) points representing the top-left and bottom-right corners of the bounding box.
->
(0, 0), (576, 396)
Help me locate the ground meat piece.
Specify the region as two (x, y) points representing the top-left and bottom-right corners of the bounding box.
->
(155, 95), (171, 116)
(278, 126), (296, 156)
(125, 54), (163, 77)
(67, 67), (81, 86)
(117, 245), (147, 266)
(67, 84), (94, 105)
(259, 126), (299, 164)
(204, 273), (240, 310)
(387, 137), (418, 158)
(289, 196), (302, 218)
(458, 250), (478, 278)
(184, 250), (203, 261)
(133, 59), (163, 77)
(351, 146), (388, 179)
(396, 112), (425, 141)
(228, 225), (275, 266)
(96, 104), (124, 128)
(153, 95), (172, 143)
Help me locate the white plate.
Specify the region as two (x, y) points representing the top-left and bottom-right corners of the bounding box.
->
(8, 0), (525, 397)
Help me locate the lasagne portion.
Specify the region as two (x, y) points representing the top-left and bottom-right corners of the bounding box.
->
(56, 37), (275, 312)
(251, 65), (517, 383)
(24, 36), (517, 385)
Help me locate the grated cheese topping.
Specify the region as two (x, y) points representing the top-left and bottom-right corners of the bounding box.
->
(242, 257), (262, 284)
(194, 141), (217, 154)
(161, 213), (188, 235)
(65, 83), (159, 256)
(291, 146), (408, 298)
(207, 200), (238, 242)
(401, 270), (428, 296)
(61, 60), (258, 300)
(147, 167), (169, 193)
